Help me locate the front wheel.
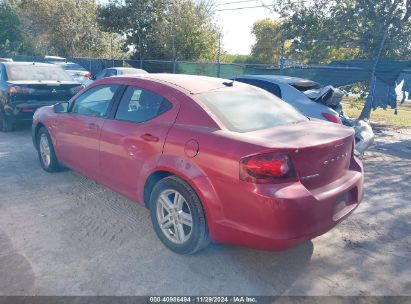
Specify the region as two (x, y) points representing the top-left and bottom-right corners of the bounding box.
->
(149, 176), (209, 254)
(37, 127), (61, 172)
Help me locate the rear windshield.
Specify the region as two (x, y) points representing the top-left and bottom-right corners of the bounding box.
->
(291, 81), (321, 92)
(7, 65), (73, 81)
(198, 88), (307, 132)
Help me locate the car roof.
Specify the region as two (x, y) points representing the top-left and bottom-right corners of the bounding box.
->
(234, 74), (318, 85)
(1, 61), (57, 68)
(112, 67), (141, 70)
(114, 73), (244, 94)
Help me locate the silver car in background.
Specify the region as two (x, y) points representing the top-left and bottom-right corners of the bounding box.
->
(232, 75), (374, 155)
(82, 67), (148, 87)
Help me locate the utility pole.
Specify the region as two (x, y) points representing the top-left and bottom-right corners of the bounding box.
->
(359, 26), (390, 120)
(139, 35), (143, 69)
(217, 34), (221, 78)
(110, 36), (114, 67)
(279, 28), (285, 74)
(172, 34), (176, 74)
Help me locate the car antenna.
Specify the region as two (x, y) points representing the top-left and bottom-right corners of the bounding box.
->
(222, 80), (234, 87)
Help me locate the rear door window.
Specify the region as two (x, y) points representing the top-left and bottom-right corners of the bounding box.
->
(71, 85), (119, 117)
(115, 86), (172, 123)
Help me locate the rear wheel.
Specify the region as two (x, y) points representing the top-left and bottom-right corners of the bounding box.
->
(37, 127), (61, 172)
(149, 176), (209, 254)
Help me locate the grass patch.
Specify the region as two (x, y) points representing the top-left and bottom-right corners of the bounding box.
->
(342, 97), (411, 128)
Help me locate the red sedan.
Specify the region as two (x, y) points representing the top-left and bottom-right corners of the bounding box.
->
(32, 74), (364, 254)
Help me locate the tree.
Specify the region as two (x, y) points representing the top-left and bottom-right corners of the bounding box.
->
(0, 0), (34, 55)
(18, 0), (125, 58)
(272, 0), (411, 119)
(250, 19), (282, 64)
(99, 0), (219, 61)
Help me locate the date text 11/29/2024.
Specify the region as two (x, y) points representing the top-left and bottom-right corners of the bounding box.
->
(149, 296), (258, 303)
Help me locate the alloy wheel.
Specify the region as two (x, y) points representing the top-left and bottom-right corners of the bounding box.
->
(156, 189), (193, 244)
(39, 133), (51, 167)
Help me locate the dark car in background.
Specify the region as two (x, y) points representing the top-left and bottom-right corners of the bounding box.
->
(0, 62), (82, 132)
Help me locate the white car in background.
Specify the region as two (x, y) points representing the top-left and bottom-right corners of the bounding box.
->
(232, 75), (374, 155)
(82, 67), (148, 87)
(49, 61), (92, 83)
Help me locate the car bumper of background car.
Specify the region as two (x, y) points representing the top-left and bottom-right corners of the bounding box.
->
(204, 156), (364, 250)
(4, 107), (36, 123)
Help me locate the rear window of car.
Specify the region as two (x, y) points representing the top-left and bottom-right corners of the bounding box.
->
(198, 87), (307, 132)
(291, 81), (321, 92)
(59, 63), (86, 71)
(7, 65), (73, 81)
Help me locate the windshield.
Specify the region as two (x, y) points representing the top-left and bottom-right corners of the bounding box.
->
(198, 87), (307, 132)
(7, 65), (73, 81)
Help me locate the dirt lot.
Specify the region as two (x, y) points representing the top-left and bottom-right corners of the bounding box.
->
(0, 125), (410, 296)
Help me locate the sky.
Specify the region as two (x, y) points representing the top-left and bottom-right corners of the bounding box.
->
(98, 0), (279, 55)
(214, 0), (279, 54)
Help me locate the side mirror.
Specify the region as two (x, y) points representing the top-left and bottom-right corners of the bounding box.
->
(54, 102), (69, 113)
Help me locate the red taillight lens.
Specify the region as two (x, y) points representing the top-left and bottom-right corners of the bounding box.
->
(240, 152), (296, 184)
(322, 112), (342, 124)
(7, 86), (33, 94)
(84, 72), (92, 79)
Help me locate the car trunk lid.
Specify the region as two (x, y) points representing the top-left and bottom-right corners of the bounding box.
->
(7, 81), (79, 108)
(245, 121), (354, 189)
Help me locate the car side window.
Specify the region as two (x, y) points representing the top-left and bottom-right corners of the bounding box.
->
(238, 78), (282, 98)
(115, 86), (172, 123)
(105, 69), (117, 78)
(71, 85), (119, 117)
(0, 65), (5, 81)
(94, 70), (106, 80)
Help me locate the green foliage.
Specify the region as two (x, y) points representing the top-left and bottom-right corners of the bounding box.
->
(272, 0), (411, 63)
(99, 0), (219, 60)
(250, 19), (282, 64)
(18, 0), (125, 58)
(221, 53), (253, 64)
(0, 0), (34, 55)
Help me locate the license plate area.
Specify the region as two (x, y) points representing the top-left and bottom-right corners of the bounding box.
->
(333, 187), (358, 221)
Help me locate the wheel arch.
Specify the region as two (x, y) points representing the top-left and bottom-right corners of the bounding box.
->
(141, 164), (224, 242)
(33, 122), (46, 149)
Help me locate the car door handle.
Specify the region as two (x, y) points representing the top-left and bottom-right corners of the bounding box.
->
(88, 123), (98, 130)
(141, 133), (159, 142)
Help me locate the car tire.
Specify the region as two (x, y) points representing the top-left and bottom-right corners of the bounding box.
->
(0, 114), (13, 132)
(37, 127), (61, 172)
(149, 176), (209, 254)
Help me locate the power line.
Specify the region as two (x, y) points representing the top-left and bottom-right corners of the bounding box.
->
(218, 0), (262, 6)
(216, 4), (270, 11)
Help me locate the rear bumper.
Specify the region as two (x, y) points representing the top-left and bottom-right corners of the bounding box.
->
(3, 102), (57, 123)
(204, 156), (364, 250)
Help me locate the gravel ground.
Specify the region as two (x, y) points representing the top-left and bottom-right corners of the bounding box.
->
(0, 125), (410, 296)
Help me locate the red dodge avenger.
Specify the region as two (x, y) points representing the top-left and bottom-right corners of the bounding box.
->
(32, 74), (364, 254)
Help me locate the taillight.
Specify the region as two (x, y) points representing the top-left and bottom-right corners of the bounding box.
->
(7, 86), (34, 94)
(322, 112), (342, 124)
(84, 72), (92, 79)
(70, 86), (83, 94)
(240, 152), (296, 184)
